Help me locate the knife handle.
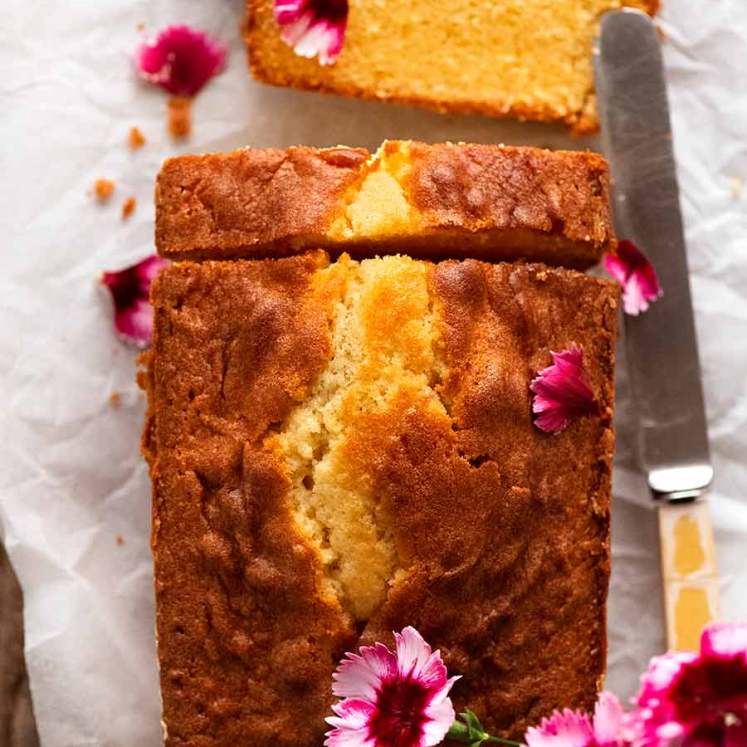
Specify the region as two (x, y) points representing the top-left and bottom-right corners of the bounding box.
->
(658, 501), (719, 651)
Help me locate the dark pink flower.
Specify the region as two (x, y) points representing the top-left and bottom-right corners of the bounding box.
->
(632, 622), (747, 747)
(530, 345), (598, 433)
(525, 693), (630, 747)
(603, 240), (662, 316)
(101, 255), (168, 348)
(275, 0), (348, 65)
(135, 25), (227, 97)
(325, 626), (459, 747)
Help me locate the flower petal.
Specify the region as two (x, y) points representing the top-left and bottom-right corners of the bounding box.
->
(603, 240), (662, 316)
(332, 642), (398, 701)
(529, 345), (597, 433)
(275, 0), (348, 65)
(135, 25), (227, 97)
(592, 691), (625, 744)
(524, 709), (595, 747)
(101, 255), (168, 348)
(421, 680), (459, 746)
(637, 651), (697, 707)
(394, 626), (449, 690)
(701, 622), (747, 659)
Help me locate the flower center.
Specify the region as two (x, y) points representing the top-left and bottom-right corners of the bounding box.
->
(368, 673), (432, 747)
(311, 0), (348, 22)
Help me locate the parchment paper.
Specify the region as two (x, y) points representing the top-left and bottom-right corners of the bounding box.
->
(1, 1), (746, 745)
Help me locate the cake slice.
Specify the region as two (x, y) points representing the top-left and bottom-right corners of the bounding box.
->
(245, 1), (658, 133)
(142, 251), (618, 746)
(156, 140), (614, 268)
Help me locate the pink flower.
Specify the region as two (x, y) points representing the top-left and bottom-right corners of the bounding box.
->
(101, 255), (168, 348)
(603, 240), (662, 317)
(135, 25), (227, 97)
(525, 692), (630, 747)
(529, 345), (598, 433)
(632, 622), (747, 747)
(325, 626), (460, 747)
(275, 0), (348, 65)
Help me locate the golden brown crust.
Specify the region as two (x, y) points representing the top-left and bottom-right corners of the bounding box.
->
(155, 146), (369, 260)
(145, 252), (356, 746)
(156, 141), (614, 269)
(144, 253), (618, 745)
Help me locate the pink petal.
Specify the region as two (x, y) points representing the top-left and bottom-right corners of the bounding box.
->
(332, 642), (399, 701)
(602, 240), (662, 316)
(421, 684), (458, 746)
(275, 0), (348, 65)
(530, 345), (598, 433)
(135, 25), (227, 97)
(637, 651), (697, 707)
(592, 691), (625, 744)
(700, 622), (747, 659)
(394, 627), (449, 690)
(101, 255), (168, 348)
(525, 709), (595, 747)
(725, 722), (747, 747)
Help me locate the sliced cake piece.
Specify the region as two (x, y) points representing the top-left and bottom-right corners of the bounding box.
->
(141, 251), (618, 746)
(156, 140), (614, 268)
(245, 1), (658, 133)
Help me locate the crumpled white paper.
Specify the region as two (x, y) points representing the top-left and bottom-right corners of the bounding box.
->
(1, 1), (745, 745)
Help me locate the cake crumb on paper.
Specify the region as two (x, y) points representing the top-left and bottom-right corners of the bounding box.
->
(109, 392), (122, 409)
(93, 179), (115, 203)
(128, 126), (146, 150)
(116, 535), (125, 546)
(730, 176), (743, 200)
(121, 197), (137, 220)
(167, 96), (192, 139)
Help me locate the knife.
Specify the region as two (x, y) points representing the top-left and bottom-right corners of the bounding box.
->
(593, 10), (718, 651)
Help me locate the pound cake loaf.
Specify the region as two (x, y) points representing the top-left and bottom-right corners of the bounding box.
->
(245, 1), (658, 133)
(156, 140), (614, 268)
(142, 251), (618, 746)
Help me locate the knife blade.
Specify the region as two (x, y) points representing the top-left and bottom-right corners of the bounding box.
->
(593, 9), (719, 650)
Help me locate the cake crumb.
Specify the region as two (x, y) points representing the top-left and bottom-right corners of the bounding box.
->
(730, 176), (743, 200)
(167, 96), (192, 139)
(122, 196), (137, 220)
(136, 22), (145, 32)
(128, 126), (146, 150)
(94, 179), (115, 203)
(109, 391), (122, 408)
(116, 535), (125, 546)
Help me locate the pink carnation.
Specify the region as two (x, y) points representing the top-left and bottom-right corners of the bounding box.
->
(325, 626), (459, 747)
(101, 255), (168, 348)
(525, 692), (630, 747)
(603, 240), (662, 317)
(275, 0), (348, 65)
(135, 25), (227, 97)
(529, 345), (598, 433)
(632, 622), (747, 746)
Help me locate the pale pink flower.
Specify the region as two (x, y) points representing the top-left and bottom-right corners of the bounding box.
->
(525, 692), (630, 747)
(529, 345), (598, 433)
(325, 626), (460, 747)
(631, 622), (747, 747)
(101, 255), (168, 348)
(275, 0), (348, 65)
(135, 25), (227, 97)
(603, 240), (662, 316)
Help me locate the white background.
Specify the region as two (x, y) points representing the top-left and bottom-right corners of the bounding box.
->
(1, 1), (746, 745)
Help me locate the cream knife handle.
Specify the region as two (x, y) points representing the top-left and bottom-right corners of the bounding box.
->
(658, 501), (719, 651)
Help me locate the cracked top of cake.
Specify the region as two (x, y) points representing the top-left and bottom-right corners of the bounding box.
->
(142, 251), (618, 746)
(155, 141), (615, 269)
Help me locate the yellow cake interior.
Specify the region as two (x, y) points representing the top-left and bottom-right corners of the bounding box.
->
(249, 0), (656, 129)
